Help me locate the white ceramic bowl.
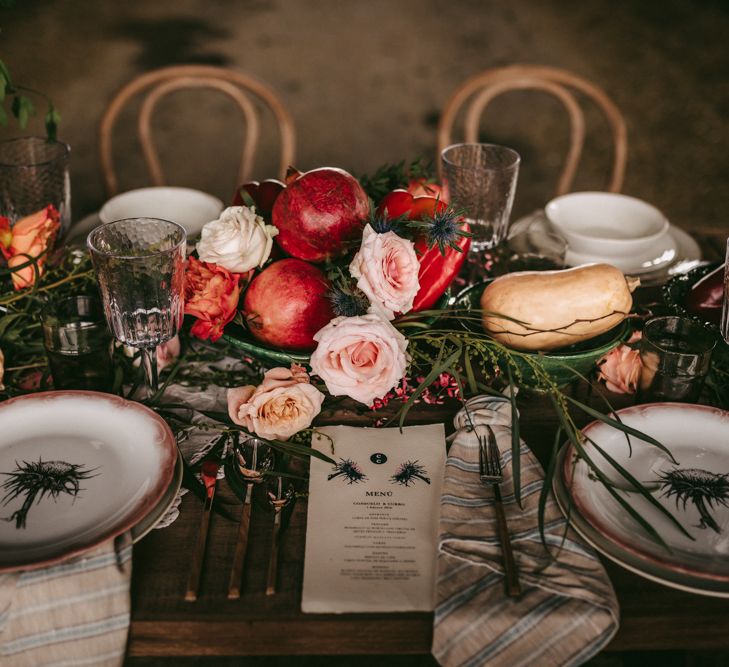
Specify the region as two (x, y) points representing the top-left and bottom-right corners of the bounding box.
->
(544, 191), (670, 256)
(99, 186), (224, 237)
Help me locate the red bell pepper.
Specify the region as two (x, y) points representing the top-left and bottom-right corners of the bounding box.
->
(377, 189), (470, 312)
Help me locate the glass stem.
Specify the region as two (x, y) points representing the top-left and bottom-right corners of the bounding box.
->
(141, 347), (159, 395)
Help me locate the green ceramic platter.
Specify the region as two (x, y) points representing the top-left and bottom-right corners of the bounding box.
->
(222, 290), (451, 367)
(452, 281), (631, 388)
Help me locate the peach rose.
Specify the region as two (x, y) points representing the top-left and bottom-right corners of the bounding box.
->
(597, 332), (643, 394)
(309, 312), (409, 405)
(184, 255), (246, 342)
(349, 224), (420, 319)
(0, 205), (60, 290)
(227, 364), (325, 441)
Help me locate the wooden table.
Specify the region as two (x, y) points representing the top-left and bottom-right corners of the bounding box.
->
(128, 392), (729, 659)
(128, 228), (729, 659)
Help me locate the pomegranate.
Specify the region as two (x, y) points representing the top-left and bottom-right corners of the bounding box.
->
(232, 179), (285, 218)
(272, 167), (370, 262)
(243, 258), (334, 351)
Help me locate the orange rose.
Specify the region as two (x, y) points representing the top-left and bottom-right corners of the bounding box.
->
(184, 255), (246, 342)
(0, 206), (59, 290)
(0, 205), (60, 290)
(597, 332), (643, 394)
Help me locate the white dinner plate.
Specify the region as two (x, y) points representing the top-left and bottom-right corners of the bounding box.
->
(564, 229), (677, 274)
(509, 211), (702, 285)
(0, 391), (177, 571)
(131, 449), (183, 543)
(555, 403), (729, 597)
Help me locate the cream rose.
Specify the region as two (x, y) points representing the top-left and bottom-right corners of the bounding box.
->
(349, 224), (420, 320)
(227, 364), (324, 441)
(310, 313), (409, 405)
(196, 206), (278, 273)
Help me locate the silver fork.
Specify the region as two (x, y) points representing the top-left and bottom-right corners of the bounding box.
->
(478, 425), (522, 597)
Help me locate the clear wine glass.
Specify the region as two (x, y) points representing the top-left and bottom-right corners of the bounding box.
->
(87, 217), (186, 395)
(441, 143), (520, 283)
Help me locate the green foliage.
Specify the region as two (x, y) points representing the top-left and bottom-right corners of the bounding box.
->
(357, 157), (436, 204)
(0, 57), (59, 140)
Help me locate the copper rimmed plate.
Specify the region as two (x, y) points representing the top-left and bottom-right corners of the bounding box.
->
(0, 391), (177, 572)
(554, 403), (729, 597)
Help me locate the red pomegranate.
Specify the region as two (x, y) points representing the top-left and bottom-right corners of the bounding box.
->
(272, 167), (370, 262)
(243, 258), (334, 351)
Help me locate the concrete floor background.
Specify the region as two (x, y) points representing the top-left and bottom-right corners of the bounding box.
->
(1, 0), (727, 236)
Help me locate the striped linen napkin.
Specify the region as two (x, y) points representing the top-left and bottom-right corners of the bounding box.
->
(0, 535), (132, 667)
(432, 395), (619, 667)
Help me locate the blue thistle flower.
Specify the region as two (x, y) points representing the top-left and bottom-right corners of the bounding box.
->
(327, 286), (369, 317)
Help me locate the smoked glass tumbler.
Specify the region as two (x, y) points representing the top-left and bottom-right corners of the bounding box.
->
(0, 136), (71, 237)
(87, 218), (186, 395)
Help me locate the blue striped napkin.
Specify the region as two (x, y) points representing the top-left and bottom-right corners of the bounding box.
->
(0, 535), (132, 667)
(432, 396), (619, 667)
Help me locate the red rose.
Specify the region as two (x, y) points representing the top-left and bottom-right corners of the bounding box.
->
(0, 205), (60, 290)
(184, 256), (246, 342)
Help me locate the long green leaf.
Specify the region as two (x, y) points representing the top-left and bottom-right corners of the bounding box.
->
(584, 433), (693, 539)
(397, 342), (461, 429)
(463, 345), (478, 395)
(538, 427), (562, 553)
(565, 395), (678, 463)
(505, 365), (522, 507)
(267, 437), (336, 464)
(550, 394), (671, 552)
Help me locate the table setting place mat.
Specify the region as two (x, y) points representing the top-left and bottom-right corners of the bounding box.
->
(433, 395), (619, 667)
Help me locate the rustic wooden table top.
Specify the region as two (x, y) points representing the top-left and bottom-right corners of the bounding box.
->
(128, 392), (729, 658)
(128, 228), (729, 658)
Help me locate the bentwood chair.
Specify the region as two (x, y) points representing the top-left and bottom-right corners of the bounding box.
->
(99, 65), (296, 197)
(437, 64), (627, 196)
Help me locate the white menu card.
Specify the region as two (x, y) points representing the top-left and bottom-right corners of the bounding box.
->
(301, 424), (446, 613)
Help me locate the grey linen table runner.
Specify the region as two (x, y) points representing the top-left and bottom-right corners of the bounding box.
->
(432, 396), (619, 667)
(0, 535), (132, 667)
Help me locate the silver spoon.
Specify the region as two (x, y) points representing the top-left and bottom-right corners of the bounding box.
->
(227, 436), (274, 599)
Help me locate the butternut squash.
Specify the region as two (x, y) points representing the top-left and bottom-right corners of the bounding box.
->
(480, 263), (638, 351)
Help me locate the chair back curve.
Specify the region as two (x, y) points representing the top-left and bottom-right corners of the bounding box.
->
(437, 64), (627, 195)
(99, 64), (296, 197)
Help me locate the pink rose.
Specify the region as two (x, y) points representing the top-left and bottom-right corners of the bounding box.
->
(310, 313), (409, 405)
(227, 364), (325, 441)
(349, 224), (420, 319)
(597, 332), (643, 394)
